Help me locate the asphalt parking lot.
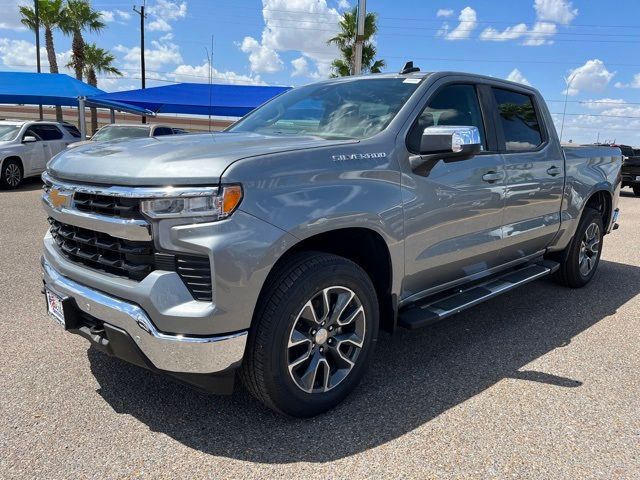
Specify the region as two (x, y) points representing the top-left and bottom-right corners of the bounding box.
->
(1, 178), (639, 479)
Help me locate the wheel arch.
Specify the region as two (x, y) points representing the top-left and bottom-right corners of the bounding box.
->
(583, 188), (613, 230)
(255, 227), (397, 333)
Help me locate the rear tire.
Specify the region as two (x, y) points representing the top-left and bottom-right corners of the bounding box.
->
(0, 158), (23, 189)
(633, 186), (640, 197)
(241, 252), (379, 417)
(554, 207), (604, 288)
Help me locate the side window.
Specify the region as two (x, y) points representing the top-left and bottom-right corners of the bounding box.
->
(24, 128), (42, 141)
(63, 125), (82, 138)
(154, 127), (173, 136)
(492, 88), (543, 152)
(30, 125), (64, 141)
(408, 84), (486, 153)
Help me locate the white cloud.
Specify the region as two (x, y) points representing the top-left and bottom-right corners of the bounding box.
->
(291, 56), (321, 79)
(480, 0), (575, 46)
(441, 7), (477, 40)
(436, 9), (454, 18)
(534, 0), (577, 24)
(480, 23), (528, 41)
(240, 36), (283, 74)
(614, 73), (640, 89)
(100, 10), (115, 22)
(0, 1), (29, 30)
(563, 59), (615, 96)
(241, 0), (342, 79)
(506, 68), (531, 86)
(0, 38), (71, 72)
(172, 62), (265, 85)
(147, 0), (187, 32)
(581, 98), (627, 110)
(114, 40), (183, 71)
(101, 9), (131, 24)
(522, 21), (557, 46)
(337, 0), (350, 9)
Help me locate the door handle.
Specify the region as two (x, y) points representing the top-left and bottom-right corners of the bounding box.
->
(546, 166), (562, 176)
(482, 171), (504, 183)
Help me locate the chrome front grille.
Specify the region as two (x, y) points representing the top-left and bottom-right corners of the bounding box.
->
(73, 192), (143, 220)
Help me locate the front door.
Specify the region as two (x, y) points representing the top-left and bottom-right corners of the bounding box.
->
(490, 87), (565, 262)
(400, 82), (506, 300)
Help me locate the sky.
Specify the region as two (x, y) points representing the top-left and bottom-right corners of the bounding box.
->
(0, 0), (639, 145)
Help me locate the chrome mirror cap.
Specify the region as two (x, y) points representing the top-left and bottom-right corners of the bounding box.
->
(422, 126), (482, 153)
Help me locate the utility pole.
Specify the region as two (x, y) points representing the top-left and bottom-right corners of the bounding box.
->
(353, 0), (366, 75)
(133, 2), (147, 123)
(34, 0), (43, 120)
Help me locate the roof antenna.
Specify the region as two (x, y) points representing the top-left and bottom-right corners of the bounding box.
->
(400, 61), (420, 74)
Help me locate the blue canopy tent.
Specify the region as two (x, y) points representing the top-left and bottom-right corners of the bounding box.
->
(89, 82), (291, 118)
(0, 71), (154, 137)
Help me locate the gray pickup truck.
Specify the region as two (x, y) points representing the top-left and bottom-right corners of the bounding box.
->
(41, 68), (621, 417)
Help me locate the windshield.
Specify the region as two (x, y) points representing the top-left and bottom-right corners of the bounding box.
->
(0, 125), (20, 141)
(229, 77), (421, 140)
(92, 125), (150, 141)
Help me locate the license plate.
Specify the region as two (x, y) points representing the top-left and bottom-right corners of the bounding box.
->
(45, 289), (66, 328)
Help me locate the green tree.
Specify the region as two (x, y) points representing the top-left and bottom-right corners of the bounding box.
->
(20, 0), (67, 122)
(327, 7), (385, 77)
(79, 43), (122, 134)
(63, 0), (105, 81)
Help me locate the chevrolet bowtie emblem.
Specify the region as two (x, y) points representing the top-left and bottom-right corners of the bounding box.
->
(49, 188), (72, 209)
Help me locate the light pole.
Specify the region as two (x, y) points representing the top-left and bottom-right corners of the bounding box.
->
(559, 71), (578, 143)
(133, 2), (147, 123)
(34, 0), (43, 120)
(353, 0), (366, 75)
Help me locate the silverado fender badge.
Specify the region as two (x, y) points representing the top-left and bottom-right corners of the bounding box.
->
(332, 152), (387, 162)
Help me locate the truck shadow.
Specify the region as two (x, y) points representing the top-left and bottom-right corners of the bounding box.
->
(88, 259), (639, 463)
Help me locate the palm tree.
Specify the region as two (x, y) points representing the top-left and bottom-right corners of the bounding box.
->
(20, 0), (67, 122)
(63, 0), (105, 81)
(80, 43), (122, 134)
(327, 7), (385, 77)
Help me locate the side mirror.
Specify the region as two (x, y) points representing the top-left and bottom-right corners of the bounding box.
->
(22, 135), (38, 143)
(411, 126), (482, 173)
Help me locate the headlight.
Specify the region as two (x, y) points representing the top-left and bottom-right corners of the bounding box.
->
(141, 185), (243, 219)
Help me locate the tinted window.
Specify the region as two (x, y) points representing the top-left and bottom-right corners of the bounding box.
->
(92, 126), (151, 141)
(63, 124), (82, 138)
(230, 78), (420, 140)
(492, 88), (543, 151)
(153, 127), (174, 136)
(408, 84), (486, 153)
(30, 124), (64, 141)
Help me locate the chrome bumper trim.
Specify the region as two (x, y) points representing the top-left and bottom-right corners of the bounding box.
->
(42, 195), (152, 242)
(42, 257), (247, 374)
(42, 171), (219, 198)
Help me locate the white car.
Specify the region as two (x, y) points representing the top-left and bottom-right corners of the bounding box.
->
(0, 120), (81, 189)
(67, 123), (185, 149)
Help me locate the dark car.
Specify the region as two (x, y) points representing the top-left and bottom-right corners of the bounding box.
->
(618, 144), (640, 196)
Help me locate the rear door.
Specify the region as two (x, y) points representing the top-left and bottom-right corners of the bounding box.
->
(490, 87), (565, 262)
(400, 80), (507, 298)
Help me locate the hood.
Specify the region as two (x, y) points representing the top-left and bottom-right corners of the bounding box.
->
(47, 132), (354, 186)
(66, 140), (92, 149)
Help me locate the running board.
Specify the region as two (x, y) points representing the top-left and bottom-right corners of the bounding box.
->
(397, 260), (560, 330)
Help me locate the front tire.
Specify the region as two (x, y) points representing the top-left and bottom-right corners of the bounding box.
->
(241, 252), (379, 417)
(554, 208), (604, 288)
(0, 159), (23, 189)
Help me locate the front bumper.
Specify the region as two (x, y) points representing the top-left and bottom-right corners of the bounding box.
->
(42, 257), (247, 375)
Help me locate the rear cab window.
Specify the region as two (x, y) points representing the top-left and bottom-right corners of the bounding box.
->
(492, 88), (544, 152)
